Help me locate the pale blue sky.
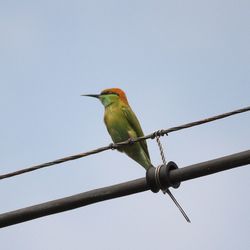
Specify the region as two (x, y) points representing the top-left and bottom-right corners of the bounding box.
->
(0, 1), (250, 249)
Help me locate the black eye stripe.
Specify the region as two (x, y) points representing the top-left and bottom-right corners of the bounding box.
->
(102, 92), (119, 96)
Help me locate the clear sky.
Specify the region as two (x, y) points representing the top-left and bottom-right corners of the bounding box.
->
(0, 0), (250, 249)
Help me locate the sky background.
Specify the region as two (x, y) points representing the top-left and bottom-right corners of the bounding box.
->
(0, 0), (250, 249)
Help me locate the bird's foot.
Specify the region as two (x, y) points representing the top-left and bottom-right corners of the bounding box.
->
(109, 143), (118, 150)
(127, 138), (135, 145)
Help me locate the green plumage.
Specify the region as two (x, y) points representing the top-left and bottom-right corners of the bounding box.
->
(84, 88), (152, 170)
(104, 101), (151, 169)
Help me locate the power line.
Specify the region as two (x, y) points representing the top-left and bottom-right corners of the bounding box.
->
(0, 105), (249, 180)
(0, 150), (249, 228)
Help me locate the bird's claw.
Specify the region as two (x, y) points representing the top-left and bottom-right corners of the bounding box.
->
(109, 143), (118, 150)
(128, 138), (135, 145)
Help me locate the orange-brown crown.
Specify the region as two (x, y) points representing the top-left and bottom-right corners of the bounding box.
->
(101, 88), (129, 105)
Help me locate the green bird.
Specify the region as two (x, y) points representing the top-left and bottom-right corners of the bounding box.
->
(83, 87), (190, 222)
(83, 88), (152, 169)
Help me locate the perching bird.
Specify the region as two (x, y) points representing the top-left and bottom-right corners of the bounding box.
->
(82, 88), (152, 169)
(83, 88), (190, 222)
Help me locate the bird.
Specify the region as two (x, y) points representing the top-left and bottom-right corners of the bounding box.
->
(82, 88), (152, 169)
(83, 88), (190, 222)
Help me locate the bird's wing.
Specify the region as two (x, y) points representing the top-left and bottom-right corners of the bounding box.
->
(122, 106), (150, 160)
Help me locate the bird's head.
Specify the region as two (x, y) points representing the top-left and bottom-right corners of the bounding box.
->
(82, 88), (129, 107)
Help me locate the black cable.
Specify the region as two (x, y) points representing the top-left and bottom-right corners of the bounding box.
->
(0, 150), (249, 228)
(0, 106), (249, 180)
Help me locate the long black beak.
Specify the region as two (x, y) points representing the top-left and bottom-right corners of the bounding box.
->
(81, 94), (100, 98)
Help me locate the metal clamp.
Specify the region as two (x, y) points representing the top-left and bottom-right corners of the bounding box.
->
(146, 161), (180, 193)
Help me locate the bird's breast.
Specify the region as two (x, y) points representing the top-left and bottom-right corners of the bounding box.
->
(104, 107), (130, 143)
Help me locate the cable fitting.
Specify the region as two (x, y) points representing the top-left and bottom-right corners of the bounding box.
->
(146, 161), (180, 193)
(151, 130), (168, 139)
